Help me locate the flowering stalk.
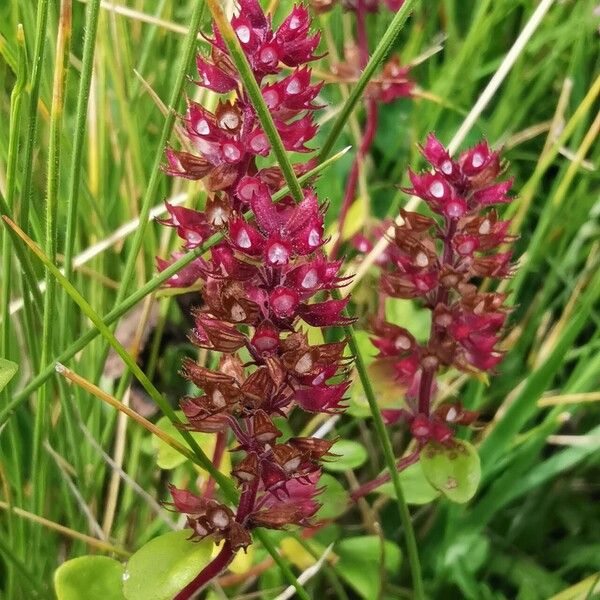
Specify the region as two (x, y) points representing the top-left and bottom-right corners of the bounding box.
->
(350, 450), (419, 500)
(157, 1), (354, 596)
(318, 0), (418, 161)
(327, 0), (415, 257)
(370, 134), (515, 451)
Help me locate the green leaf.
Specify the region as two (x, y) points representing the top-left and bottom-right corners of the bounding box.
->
(350, 357), (408, 418)
(385, 298), (431, 343)
(123, 530), (212, 600)
(315, 474), (349, 520)
(0, 358), (18, 393)
(336, 536), (402, 599)
(378, 460), (440, 504)
(324, 440), (368, 472)
(151, 412), (230, 474)
(420, 440), (481, 503)
(54, 556), (125, 600)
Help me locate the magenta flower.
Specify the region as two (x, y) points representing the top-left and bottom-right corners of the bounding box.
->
(371, 134), (516, 444)
(157, 0), (327, 284)
(167, 177), (353, 560)
(162, 0), (322, 209)
(156, 3), (354, 595)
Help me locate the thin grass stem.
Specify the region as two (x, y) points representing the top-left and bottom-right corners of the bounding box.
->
(60, 0), (102, 336)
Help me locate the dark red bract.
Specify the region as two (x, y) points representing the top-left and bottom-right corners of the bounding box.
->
(157, 0), (354, 562)
(371, 134), (515, 444)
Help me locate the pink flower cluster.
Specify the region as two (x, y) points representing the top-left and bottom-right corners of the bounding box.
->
(167, 177), (354, 549)
(162, 0), (321, 203)
(158, 0), (353, 562)
(157, 0), (328, 282)
(371, 135), (515, 444)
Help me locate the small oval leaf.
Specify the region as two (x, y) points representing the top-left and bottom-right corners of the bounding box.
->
(336, 536), (402, 599)
(324, 440), (368, 472)
(123, 530), (213, 600)
(377, 460), (440, 504)
(420, 440), (481, 503)
(54, 556), (125, 600)
(0, 358), (18, 393)
(315, 474), (349, 520)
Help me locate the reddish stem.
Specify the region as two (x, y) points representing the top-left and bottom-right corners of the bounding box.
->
(203, 431), (227, 499)
(350, 451), (420, 501)
(331, 0), (378, 259)
(331, 97), (379, 258)
(176, 430), (261, 598)
(418, 218), (457, 415)
(356, 0), (369, 68)
(174, 542), (235, 600)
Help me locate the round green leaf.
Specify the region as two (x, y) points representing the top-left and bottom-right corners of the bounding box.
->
(385, 298), (431, 343)
(151, 412), (229, 472)
(377, 460), (440, 504)
(336, 536), (402, 599)
(54, 556), (125, 600)
(0, 358), (18, 394)
(324, 440), (368, 472)
(315, 473), (349, 520)
(123, 530), (213, 600)
(350, 357), (408, 418)
(420, 440), (481, 503)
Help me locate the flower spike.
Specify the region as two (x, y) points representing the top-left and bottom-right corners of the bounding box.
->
(371, 135), (516, 446)
(156, 3), (354, 595)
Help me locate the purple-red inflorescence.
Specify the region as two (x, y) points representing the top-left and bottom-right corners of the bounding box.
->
(160, 0), (321, 204)
(157, 0), (327, 278)
(158, 0), (353, 569)
(370, 134), (515, 445)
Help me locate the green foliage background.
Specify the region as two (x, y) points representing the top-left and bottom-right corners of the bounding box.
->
(0, 0), (599, 598)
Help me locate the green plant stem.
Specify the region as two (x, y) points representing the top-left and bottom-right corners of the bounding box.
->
(109, 0), (206, 308)
(1, 28), (27, 596)
(343, 315), (425, 599)
(0, 193), (43, 310)
(60, 0), (102, 336)
(318, 0), (420, 161)
(2, 25), (26, 358)
(15, 0), (49, 389)
(33, 0), (72, 526)
(255, 530), (311, 600)
(204, 0), (304, 202)
(0, 148), (348, 425)
(19, 0), (49, 231)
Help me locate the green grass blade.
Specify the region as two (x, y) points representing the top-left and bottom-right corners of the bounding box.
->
(60, 0), (102, 331)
